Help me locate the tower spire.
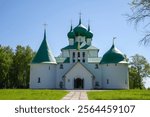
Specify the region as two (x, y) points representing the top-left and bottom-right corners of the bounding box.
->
(79, 12), (82, 25)
(43, 23), (48, 40)
(70, 20), (73, 31)
(113, 37), (116, 46)
(88, 20), (90, 31)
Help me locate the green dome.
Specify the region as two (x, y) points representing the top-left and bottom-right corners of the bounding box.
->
(86, 25), (93, 38)
(67, 25), (75, 39)
(100, 44), (126, 64)
(74, 18), (87, 36)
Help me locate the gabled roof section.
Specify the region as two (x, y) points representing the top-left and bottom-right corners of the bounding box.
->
(61, 42), (99, 50)
(32, 29), (56, 64)
(61, 42), (79, 50)
(63, 62), (94, 77)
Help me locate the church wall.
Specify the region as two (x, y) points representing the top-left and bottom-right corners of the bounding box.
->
(69, 50), (88, 63)
(62, 50), (69, 57)
(56, 63), (73, 88)
(30, 63), (56, 89)
(101, 63), (129, 89)
(69, 39), (74, 45)
(65, 63), (93, 90)
(88, 50), (98, 58)
(75, 36), (86, 42)
(83, 63), (102, 88)
(86, 39), (91, 45)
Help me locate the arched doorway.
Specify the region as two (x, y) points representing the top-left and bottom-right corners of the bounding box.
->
(74, 78), (84, 89)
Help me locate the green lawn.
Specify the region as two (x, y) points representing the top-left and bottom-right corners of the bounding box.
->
(87, 90), (150, 100)
(0, 89), (68, 100)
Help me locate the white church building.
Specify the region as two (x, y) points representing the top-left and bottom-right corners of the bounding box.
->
(30, 18), (129, 90)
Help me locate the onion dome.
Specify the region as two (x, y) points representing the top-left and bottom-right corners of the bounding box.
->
(86, 24), (93, 38)
(74, 18), (87, 36)
(100, 42), (126, 64)
(67, 25), (75, 39)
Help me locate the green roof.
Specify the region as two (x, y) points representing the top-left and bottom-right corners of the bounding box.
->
(73, 17), (87, 36)
(66, 17), (94, 39)
(55, 57), (70, 63)
(86, 24), (93, 38)
(100, 44), (126, 64)
(61, 42), (98, 50)
(32, 30), (56, 64)
(67, 25), (75, 39)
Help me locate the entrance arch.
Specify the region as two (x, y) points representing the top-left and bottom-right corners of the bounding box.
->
(74, 78), (84, 89)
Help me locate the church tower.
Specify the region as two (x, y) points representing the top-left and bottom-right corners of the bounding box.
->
(30, 29), (57, 89)
(100, 39), (129, 89)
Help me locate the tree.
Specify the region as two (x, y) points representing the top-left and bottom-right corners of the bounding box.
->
(11, 45), (34, 88)
(0, 45), (34, 88)
(128, 0), (150, 45)
(129, 54), (150, 89)
(0, 46), (13, 88)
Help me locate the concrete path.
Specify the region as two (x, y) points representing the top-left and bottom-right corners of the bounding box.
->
(62, 90), (88, 100)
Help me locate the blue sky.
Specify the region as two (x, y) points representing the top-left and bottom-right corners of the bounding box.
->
(0, 0), (150, 87)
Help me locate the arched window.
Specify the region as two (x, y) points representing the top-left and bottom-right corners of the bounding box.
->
(95, 64), (99, 69)
(78, 52), (80, 57)
(60, 64), (63, 69)
(38, 77), (41, 83)
(82, 52), (85, 58)
(107, 79), (109, 84)
(73, 52), (75, 58)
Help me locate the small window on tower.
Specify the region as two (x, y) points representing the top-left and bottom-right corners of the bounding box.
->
(82, 59), (85, 63)
(73, 59), (75, 63)
(82, 52), (85, 57)
(60, 64), (63, 69)
(107, 79), (109, 84)
(95, 64), (99, 69)
(78, 59), (80, 62)
(125, 80), (127, 84)
(73, 52), (75, 58)
(78, 52), (80, 57)
(38, 77), (41, 83)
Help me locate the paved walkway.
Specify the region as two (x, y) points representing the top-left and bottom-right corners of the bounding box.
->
(62, 90), (88, 100)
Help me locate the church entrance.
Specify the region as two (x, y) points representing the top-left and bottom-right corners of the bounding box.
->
(74, 78), (84, 89)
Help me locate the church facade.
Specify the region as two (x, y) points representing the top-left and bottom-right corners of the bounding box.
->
(30, 18), (129, 90)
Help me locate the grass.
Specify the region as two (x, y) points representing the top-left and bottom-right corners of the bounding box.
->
(0, 89), (68, 100)
(87, 90), (150, 100)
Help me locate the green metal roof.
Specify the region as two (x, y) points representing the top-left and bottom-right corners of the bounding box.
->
(61, 42), (98, 50)
(67, 25), (75, 39)
(67, 17), (93, 39)
(86, 24), (93, 38)
(73, 17), (87, 37)
(32, 30), (56, 64)
(81, 45), (98, 50)
(55, 57), (70, 63)
(100, 44), (126, 64)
